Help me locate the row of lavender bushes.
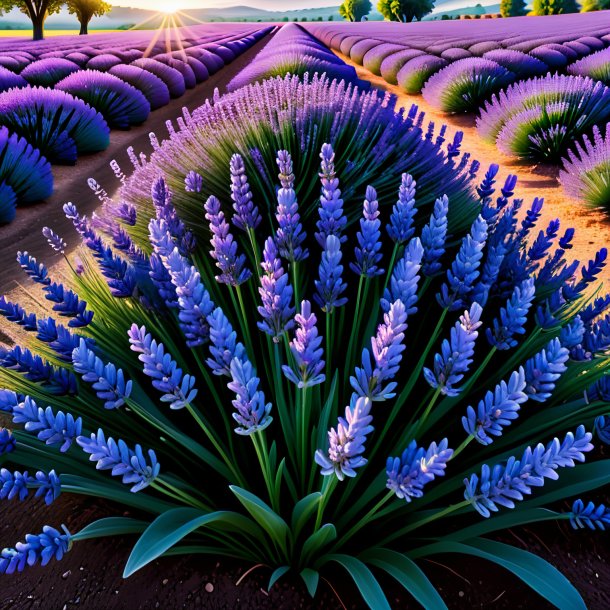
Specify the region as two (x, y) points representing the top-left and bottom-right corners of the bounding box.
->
(304, 18), (610, 210)
(0, 24), (272, 225)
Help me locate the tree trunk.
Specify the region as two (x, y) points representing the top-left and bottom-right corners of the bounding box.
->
(32, 16), (44, 40)
(79, 21), (88, 35)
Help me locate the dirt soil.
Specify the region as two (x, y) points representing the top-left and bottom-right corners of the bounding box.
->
(1, 38), (610, 610)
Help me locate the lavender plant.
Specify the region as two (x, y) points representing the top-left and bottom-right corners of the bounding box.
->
(1, 119), (610, 607)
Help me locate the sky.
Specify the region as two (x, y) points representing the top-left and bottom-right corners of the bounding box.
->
(111, 0), (339, 8)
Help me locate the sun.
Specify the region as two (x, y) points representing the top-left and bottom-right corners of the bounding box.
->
(160, 5), (179, 13)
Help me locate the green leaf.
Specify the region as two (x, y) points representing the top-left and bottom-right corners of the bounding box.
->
(363, 548), (447, 610)
(447, 508), (559, 542)
(72, 517), (148, 542)
(124, 508), (254, 577)
(269, 566), (290, 591)
(300, 568), (319, 598)
(317, 371), (338, 449)
(230, 486), (290, 556)
(411, 538), (586, 610)
(301, 523), (336, 565)
(326, 554), (391, 610)
(291, 492), (322, 538)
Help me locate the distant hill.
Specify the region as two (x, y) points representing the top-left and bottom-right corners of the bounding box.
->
(428, 2), (502, 18)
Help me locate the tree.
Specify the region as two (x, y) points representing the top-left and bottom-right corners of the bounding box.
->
(339, 0), (372, 21)
(530, 0), (579, 13)
(581, 0), (610, 9)
(377, 0), (435, 22)
(67, 0), (112, 35)
(0, 0), (62, 40)
(500, 0), (527, 16)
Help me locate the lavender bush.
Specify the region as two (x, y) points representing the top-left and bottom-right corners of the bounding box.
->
(422, 58), (515, 113)
(109, 65), (171, 111)
(56, 70), (150, 130)
(20, 58), (80, 87)
(0, 67), (27, 93)
(0, 126), (52, 222)
(477, 74), (610, 162)
(1, 73), (609, 607)
(131, 58), (186, 98)
(396, 54), (448, 94)
(0, 87), (110, 165)
(568, 47), (610, 85)
(560, 123), (610, 208)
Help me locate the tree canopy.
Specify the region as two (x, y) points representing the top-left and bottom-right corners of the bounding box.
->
(66, 0), (112, 35)
(377, 0), (435, 22)
(339, 0), (372, 21)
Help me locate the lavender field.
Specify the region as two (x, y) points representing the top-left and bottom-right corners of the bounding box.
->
(1, 11), (610, 610)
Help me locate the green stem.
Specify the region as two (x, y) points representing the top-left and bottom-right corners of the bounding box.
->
(248, 228), (262, 279)
(235, 284), (255, 359)
(412, 386), (442, 438)
(300, 386), (309, 493)
(337, 490), (394, 549)
(314, 476), (337, 530)
(251, 431), (277, 511)
(293, 261), (300, 310)
(452, 435), (474, 460)
(153, 479), (210, 511)
(382, 243), (400, 295)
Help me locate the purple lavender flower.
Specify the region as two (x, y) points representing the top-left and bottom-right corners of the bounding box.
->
(464, 426), (594, 517)
(17, 251), (50, 285)
(350, 186), (384, 278)
(275, 151), (308, 263)
(42, 227), (66, 254)
(438, 215), (488, 310)
(386, 439), (453, 502)
(380, 238), (423, 314)
(206, 307), (246, 377)
(570, 499), (610, 531)
(257, 237), (295, 342)
(184, 170), (203, 193)
(128, 324), (198, 410)
(0, 428), (15, 454)
(487, 278), (536, 350)
(315, 395), (373, 481)
(230, 153), (261, 232)
(523, 337), (569, 402)
(314, 235), (347, 313)
(0, 469), (60, 505)
(424, 303), (483, 397)
(0, 525), (71, 574)
(72, 339), (132, 410)
(282, 300), (325, 389)
(387, 174), (417, 245)
(351, 300), (408, 401)
(421, 195), (449, 277)
(43, 283), (93, 328)
(77, 428), (159, 492)
(462, 367), (528, 445)
(228, 357), (272, 435)
(204, 195), (251, 286)
(315, 143), (347, 247)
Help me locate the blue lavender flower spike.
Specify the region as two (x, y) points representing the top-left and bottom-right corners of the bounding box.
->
(315, 143), (346, 247)
(0, 297), (37, 331)
(387, 439), (453, 502)
(42, 227), (66, 254)
(275, 153), (308, 263)
(0, 469), (31, 501)
(0, 525), (71, 574)
(228, 357), (273, 435)
(0, 428), (15, 454)
(184, 170), (203, 193)
(282, 300), (325, 389)
(207, 307), (246, 377)
(351, 300), (408, 401)
(164, 248), (214, 347)
(421, 195), (449, 277)
(17, 251), (50, 285)
(276, 149), (295, 189)
(524, 337), (569, 402)
(314, 235), (347, 313)
(230, 153), (261, 232)
(477, 164), (499, 200)
(350, 186), (384, 278)
(594, 415), (610, 444)
(128, 324), (198, 409)
(204, 195), (251, 286)
(438, 215), (488, 310)
(72, 339), (132, 409)
(315, 395), (374, 481)
(464, 426), (593, 517)
(77, 428), (159, 492)
(570, 499), (610, 531)
(387, 174), (417, 245)
(487, 278), (536, 350)
(381, 237), (423, 314)
(424, 303), (483, 397)
(257, 237), (295, 342)
(12, 396), (82, 452)
(462, 367), (528, 445)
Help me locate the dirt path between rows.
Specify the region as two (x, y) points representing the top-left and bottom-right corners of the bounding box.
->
(339, 51), (610, 287)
